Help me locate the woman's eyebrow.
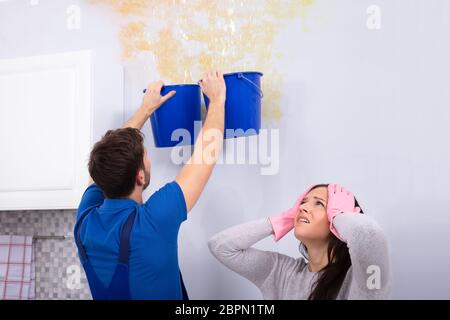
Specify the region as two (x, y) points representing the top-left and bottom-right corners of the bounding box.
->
(314, 196), (326, 203)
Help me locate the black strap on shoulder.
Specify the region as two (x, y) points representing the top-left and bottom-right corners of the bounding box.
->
(74, 210), (92, 262)
(118, 210), (137, 265)
(76, 208), (137, 264)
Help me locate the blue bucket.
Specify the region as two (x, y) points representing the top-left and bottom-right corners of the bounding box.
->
(149, 84), (202, 148)
(204, 72), (263, 139)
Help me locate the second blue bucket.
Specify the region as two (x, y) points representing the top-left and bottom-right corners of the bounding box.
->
(150, 84), (202, 148)
(204, 72), (263, 139)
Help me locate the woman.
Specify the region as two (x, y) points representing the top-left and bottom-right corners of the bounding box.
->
(208, 184), (391, 299)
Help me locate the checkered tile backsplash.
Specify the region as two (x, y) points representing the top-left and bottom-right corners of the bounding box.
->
(0, 210), (91, 300)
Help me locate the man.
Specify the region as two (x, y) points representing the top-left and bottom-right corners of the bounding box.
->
(74, 71), (226, 299)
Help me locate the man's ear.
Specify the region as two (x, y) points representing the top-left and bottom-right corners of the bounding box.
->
(136, 169), (145, 186)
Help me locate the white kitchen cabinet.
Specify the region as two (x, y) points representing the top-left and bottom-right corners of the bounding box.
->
(0, 50), (98, 210)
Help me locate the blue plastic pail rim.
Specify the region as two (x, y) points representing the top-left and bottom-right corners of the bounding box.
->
(143, 83), (200, 93)
(223, 71), (263, 77)
(162, 84), (200, 88)
(221, 71), (264, 98)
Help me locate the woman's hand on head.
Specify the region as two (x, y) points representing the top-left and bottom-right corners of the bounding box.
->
(269, 186), (313, 241)
(327, 184), (361, 238)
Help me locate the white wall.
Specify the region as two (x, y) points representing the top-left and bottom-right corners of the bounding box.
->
(1, 0), (449, 299)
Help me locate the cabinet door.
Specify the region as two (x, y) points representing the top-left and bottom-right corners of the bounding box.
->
(0, 51), (92, 210)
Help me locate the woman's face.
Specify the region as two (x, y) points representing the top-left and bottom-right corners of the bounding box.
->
(294, 186), (331, 242)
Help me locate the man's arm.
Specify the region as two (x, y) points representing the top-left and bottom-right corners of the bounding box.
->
(87, 80), (175, 186)
(175, 70), (226, 212)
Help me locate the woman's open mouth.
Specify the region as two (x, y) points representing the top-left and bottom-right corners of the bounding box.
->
(297, 217), (310, 224)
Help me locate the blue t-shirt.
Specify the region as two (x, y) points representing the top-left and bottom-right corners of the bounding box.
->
(75, 181), (187, 300)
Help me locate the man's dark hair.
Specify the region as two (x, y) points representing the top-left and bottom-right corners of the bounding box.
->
(88, 127), (145, 198)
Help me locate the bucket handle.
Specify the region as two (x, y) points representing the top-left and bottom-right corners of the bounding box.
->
(237, 73), (264, 98)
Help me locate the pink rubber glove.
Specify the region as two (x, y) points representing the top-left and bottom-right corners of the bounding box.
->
(327, 183), (361, 240)
(269, 186), (313, 241)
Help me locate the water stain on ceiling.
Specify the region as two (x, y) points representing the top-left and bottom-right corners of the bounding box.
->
(87, 0), (315, 122)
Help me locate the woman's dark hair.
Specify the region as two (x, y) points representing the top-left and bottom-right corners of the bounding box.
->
(88, 128), (145, 198)
(305, 184), (364, 300)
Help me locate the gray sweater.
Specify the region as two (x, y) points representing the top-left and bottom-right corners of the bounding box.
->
(208, 213), (391, 300)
